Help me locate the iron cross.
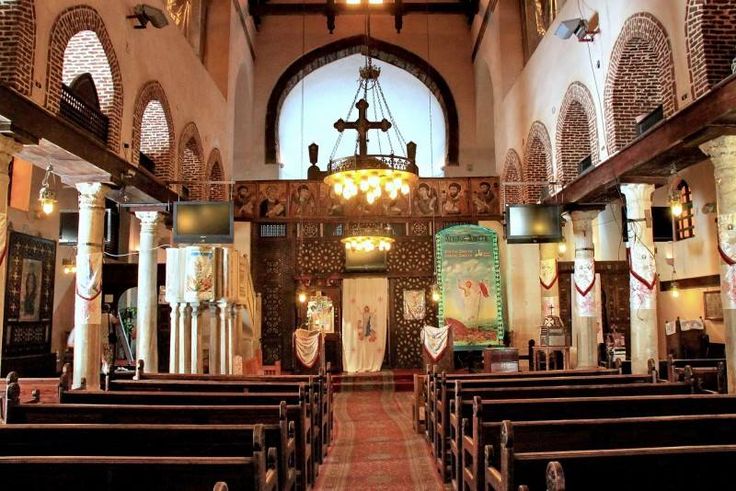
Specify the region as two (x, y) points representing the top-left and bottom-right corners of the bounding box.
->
(333, 99), (391, 157)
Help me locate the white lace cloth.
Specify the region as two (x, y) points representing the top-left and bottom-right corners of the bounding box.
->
(422, 325), (450, 361)
(295, 328), (320, 368)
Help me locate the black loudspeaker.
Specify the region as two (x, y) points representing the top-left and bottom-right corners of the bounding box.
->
(636, 105), (664, 136)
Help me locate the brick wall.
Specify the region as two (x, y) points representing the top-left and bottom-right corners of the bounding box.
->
(524, 121), (553, 202)
(45, 5), (123, 152)
(179, 122), (205, 200)
(686, 0), (736, 99)
(604, 12), (677, 153)
(62, 30), (114, 112)
(207, 149), (225, 201)
(502, 149), (524, 206)
(0, 0), (35, 96)
(555, 82), (599, 186)
(131, 81), (175, 182)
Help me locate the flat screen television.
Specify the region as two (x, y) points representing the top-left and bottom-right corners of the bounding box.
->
(345, 249), (387, 273)
(505, 204), (563, 244)
(173, 201), (234, 244)
(59, 209), (113, 245)
(621, 205), (673, 243)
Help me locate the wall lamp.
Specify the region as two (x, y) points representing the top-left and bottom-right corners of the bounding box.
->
(128, 4), (170, 29)
(554, 18), (599, 42)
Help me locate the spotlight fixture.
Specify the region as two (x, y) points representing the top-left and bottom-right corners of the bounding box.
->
(554, 18), (598, 42)
(127, 4), (170, 29)
(38, 165), (57, 216)
(430, 281), (440, 303)
(62, 258), (77, 275)
(671, 281), (680, 298)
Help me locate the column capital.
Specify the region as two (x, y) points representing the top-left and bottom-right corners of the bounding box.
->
(135, 211), (163, 232)
(620, 183), (654, 219)
(75, 182), (107, 209)
(569, 210), (599, 233)
(0, 136), (22, 175)
(700, 135), (736, 165)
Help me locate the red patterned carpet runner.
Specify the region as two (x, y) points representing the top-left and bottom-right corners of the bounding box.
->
(315, 387), (446, 490)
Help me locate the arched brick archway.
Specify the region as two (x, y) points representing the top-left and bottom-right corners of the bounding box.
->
(604, 12), (676, 153)
(265, 35), (459, 166)
(45, 5), (124, 152)
(502, 149), (524, 206)
(555, 82), (598, 186)
(207, 148), (225, 201)
(179, 122), (205, 200)
(131, 81), (175, 181)
(686, 0), (736, 99)
(0, 0), (35, 96)
(524, 122), (553, 203)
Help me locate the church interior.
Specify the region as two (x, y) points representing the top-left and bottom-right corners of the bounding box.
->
(2, 0), (736, 489)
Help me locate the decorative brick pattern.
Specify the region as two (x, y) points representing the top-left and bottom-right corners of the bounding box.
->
(523, 121), (553, 202)
(178, 122), (205, 200)
(207, 148), (225, 201)
(131, 80), (175, 181)
(604, 12), (677, 153)
(45, 5), (123, 152)
(502, 149), (524, 206)
(686, 0), (736, 99)
(555, 82), (599, 186)
(0, 0), (35, 96)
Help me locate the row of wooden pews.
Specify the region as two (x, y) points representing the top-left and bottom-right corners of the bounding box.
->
(0, 362), (334, 491)
(418, 360), (736, 490)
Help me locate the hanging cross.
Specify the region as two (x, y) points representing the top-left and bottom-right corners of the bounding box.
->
(334, 99), (391, 158)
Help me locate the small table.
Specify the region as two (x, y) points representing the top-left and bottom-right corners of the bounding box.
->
(534, 345), (571, 371)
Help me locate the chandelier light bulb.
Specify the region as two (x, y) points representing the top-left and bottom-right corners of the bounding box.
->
(400, 182), (410, 195)
(334, 182), (344, 195)
(671, 283), (680, 298)
(671, 200), (683, 217)
(41, 199), (55, 215)
(389, 189), (398, 200)
(368, 175), (380, 187)
(558, 241), (567, 254)
(359, 179), (369, 192)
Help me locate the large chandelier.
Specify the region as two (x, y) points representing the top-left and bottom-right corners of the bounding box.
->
(322, 57), (419, 204)
(342, 223), (395, 252)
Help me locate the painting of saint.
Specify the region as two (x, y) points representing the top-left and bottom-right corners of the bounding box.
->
(290, 182), (318, 217)
(412, 182), (438, 216)
(19, 259), (42, 321)
(258, 182), (287, 218)
(357, 305), (377, 342)
(233, 182), (257, 219)
(471, 178), (500, 215)
(403, 289), (426, 321)
(439, 180), (468, 216)
(320, 183), (344, 217)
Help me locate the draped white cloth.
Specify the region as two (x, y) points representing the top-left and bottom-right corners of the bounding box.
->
(295, 328), (321, 368)
(342, 277), (388, 373)
(421, 325), (450, 361)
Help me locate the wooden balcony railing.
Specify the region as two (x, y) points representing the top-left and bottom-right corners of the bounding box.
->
(59, 84), (109, 144)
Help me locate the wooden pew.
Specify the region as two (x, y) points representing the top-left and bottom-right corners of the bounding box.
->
(467, 394), (736, 491)
(3, 383), (309, 491)
(0, 423), (281, 491)
(490, 445), (736, 491)
(0, 456), (276, 491)
(666, 354), (726, 393)
(435, 372), (658, 484)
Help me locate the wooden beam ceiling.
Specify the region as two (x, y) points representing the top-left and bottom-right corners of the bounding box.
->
(546, 74), (736, 205)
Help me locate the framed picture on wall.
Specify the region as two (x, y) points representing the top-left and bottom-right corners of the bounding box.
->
(704, 290), (723, 321)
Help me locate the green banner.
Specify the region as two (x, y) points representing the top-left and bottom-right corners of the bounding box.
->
(436, 225), (505, 350)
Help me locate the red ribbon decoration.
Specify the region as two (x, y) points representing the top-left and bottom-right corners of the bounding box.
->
(75, 287), (102, 302)
(539, 260), (559, 290)
(0, 242), (7, 268)
(575, 275), (596, 297)
(626, 248), (657, 290)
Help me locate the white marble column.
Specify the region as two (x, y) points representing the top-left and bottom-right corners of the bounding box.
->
(169, 302), (180, 373)
(135, 212), (162, 373)
(191, 302), (204, 374)
(178, 303), (191, 373)
(0, 137), (22, 374)
(701, 136), (736, 393)
(539, 243), (560, 317)
(229, 303), (238, 374)
(209, 306), (221, 374)
(621, 183), (659, 374)
(218, 300), (230, 375)
(571, 210), (599, 368)
(73, 182), (108, 389)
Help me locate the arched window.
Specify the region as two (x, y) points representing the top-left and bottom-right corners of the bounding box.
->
(278, 54), (446, 179)
(675, 180), (694, 241)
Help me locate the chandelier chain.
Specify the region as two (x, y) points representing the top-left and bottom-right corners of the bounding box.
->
(370, 83), (384, 155)
(329, 83), (361, 163)
(376, 84), (396, 155)
(376, 81), (407, 149)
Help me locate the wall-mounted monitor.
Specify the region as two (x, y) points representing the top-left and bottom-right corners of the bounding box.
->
(59, 209), (114, 246)
(505, 204), (563, 244)
(173, 201), (234, 244)
(344, 249), (387, 273)
(621, 205), (673, 243)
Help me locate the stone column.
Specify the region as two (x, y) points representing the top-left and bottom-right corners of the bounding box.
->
(169, 302), (180, 373)
(73, 182), (108, 389)
(218, 300), (230, 375)
(209, 307), (221, 374)
(229, 303), (239, 374)
(539, 243), (560, 317)
(178, 303), (191, 373)
(700, 136), (736, 393)
(621, 183), (659, 374)
(191, 302), (204, 374)
(571, 210), (599, 368)
(0, 137), (22, 375)
(135, 212), (162, 373)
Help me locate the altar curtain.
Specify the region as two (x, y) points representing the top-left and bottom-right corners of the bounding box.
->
(342, 277), (388, 373)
